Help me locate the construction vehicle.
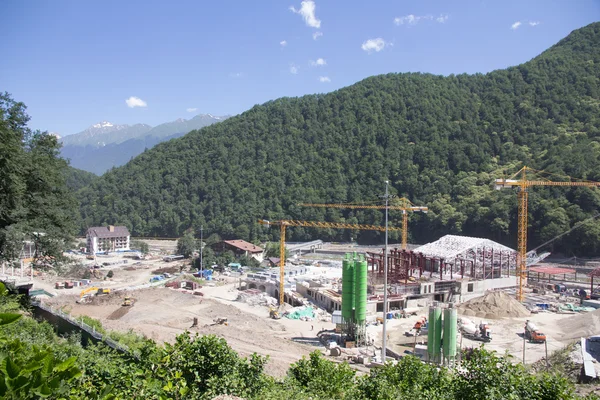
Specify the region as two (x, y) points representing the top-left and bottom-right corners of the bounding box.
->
(524, 320), (546, 343)
(258, 219), (402, 306)
(299, 198), (428, 250)
(461, 320), (492, 342)
(495, 167), (600, 302)
(122, 296), (134, 306)
(405, 316), (428, 336)
(269, 307), (281, 319)
(78, 286), (110, 299)
(80, 286), (99, 298)
(212, 317), (228, 326)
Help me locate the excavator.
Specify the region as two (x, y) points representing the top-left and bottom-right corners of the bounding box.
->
(77, 287), (111, 303)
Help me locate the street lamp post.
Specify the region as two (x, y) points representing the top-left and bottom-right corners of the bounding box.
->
(200, 225), (203, 273)
(382, 180), (389, 363)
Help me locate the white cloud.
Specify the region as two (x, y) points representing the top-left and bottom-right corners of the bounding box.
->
(280, 40), (287, 47)
(361, 38), (386, 53)
(394, 14), (419, 25)
(319, 76), (330, 83)
(229, 72), (243, 78)
(313, 31), (323, 40)
(125, 96), (147, 108)
(186, 108), (197, 113)
(310, 58), (326, 66)
(529, 21), (540, 27)
(394, 14), (448, 25)
(290, 0), (321, 28)
(511, 21), (522, 30)
(289, 64), (299, 74)
(436, 14), (449, 23)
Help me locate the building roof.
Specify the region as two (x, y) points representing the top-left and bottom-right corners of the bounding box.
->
(414, 235), (515, 260)
(223, 240), (263, 253)
(86, 226), (130, 238)
(529, 266), (576, 275)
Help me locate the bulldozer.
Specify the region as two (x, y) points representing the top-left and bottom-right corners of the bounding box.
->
(122, 296), (134, 307)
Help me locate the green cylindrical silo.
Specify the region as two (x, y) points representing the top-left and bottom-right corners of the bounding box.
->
(354, 256), (368, 323)
(427, 305), (443, 363)
(443, 306), (458, 362)
(341, 255), (355, 322)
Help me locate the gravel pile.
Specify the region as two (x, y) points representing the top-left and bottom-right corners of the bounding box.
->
(561, 308), (600, 341)
(458, 291), (531, 319)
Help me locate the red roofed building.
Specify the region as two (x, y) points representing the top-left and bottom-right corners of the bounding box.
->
(213, 240), (264, 262)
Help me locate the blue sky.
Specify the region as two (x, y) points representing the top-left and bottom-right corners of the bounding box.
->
(1, 0), (598, 136)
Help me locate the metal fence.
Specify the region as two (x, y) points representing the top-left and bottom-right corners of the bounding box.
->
(31, 300), (130, 354)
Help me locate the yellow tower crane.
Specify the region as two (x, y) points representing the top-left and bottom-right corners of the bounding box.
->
(258, 219), (402, 306)
(299, 198), (428, 249)
(494, 166), (600, 302)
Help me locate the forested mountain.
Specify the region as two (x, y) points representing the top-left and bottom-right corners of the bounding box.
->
(60, 114), (229, 174)
(78, 23), (600, 256)
(64, 166), (98, 191)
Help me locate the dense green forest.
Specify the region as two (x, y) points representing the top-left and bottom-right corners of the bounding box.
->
(64, 167), (98, 192)
(0, 93), (76, 263)
(0, 285), (596, 399)
(77, 23), (600, 255)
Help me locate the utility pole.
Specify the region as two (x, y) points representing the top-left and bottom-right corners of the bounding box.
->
(382, 180), (390, 363)
(200, 226), (204, 273)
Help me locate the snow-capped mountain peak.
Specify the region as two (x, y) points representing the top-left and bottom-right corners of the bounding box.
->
(92, 121), (114, 128)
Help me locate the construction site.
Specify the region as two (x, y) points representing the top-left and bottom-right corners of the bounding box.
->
(2, 169), (600, 383)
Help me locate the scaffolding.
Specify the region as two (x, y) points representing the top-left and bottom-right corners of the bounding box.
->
(367, 235), (518, 285)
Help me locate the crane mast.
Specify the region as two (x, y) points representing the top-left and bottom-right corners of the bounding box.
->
(495, 166), (600, 302)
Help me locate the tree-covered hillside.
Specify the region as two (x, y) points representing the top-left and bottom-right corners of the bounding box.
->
(78, 23), (600, 255)
(64, 166), (98, 191)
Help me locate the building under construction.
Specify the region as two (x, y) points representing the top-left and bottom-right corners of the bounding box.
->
(365, 235), (519, 307)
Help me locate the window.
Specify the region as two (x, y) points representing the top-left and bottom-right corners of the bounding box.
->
(468, 283), (474, 293)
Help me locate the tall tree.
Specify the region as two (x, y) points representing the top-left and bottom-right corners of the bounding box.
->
(0, 93), (77, 263)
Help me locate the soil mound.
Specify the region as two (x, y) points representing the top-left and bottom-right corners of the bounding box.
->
(107, 305), (132, 320)
(458, 291), (530, 319)
(560, 308), (600, 341)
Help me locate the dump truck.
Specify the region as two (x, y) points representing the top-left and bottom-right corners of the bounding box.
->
(404, 316), (428, 336)
(524, 320), (546, 343)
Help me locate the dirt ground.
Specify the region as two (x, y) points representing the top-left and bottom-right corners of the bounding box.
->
(376, 304), (595, 365)
(45, 280), (332, 377)
(32, 239), (600, 377)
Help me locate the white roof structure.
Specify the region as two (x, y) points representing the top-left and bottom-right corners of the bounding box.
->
(414, 235), (515, 260)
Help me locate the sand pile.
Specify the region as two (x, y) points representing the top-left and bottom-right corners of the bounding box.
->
(560, 308), (600, 341)
(458, 291), (530, 319)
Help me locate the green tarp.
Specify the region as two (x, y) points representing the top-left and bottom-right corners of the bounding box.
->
(285, 307), (315, 320)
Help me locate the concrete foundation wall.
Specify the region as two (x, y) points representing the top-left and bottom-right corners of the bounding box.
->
(296, 284), (341, 313)
(460, 276), (517, 302)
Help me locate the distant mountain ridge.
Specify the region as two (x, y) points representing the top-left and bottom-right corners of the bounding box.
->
(60, 113), (230, 174)
(60, 121), (152, 147)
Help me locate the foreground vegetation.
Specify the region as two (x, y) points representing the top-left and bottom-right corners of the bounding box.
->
(0, 286), (597, 399)
(77, 23), (600, 255)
